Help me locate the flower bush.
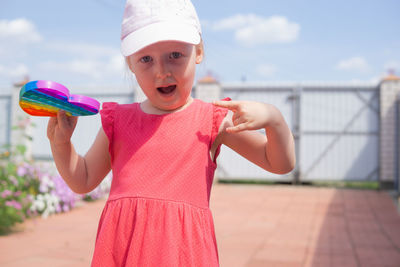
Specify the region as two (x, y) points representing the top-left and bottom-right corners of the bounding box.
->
(26, 163), (82, 218)
(0, 117), (111, 235)
(0, 152), (38, 234)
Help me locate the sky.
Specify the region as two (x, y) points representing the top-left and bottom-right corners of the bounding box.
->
(0, 0), (399, 93)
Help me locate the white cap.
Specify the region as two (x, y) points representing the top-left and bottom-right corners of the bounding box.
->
(121, 0), (202, 57)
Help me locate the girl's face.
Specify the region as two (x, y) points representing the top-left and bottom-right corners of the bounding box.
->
(127, 41), (203, 112)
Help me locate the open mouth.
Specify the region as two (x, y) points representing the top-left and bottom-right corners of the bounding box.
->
(157, 85), (176, 95)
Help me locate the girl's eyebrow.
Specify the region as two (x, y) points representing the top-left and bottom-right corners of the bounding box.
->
(134, 52), (147, 58)
(130, 53), (149, 62)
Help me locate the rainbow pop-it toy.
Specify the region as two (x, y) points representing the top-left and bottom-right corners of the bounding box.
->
(19, 80), (100, 116)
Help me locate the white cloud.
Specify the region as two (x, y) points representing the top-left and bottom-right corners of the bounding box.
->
(213, 14), (300, 46)
(38, 54), (125, 80)
(109, 54), (126, 73)
(335, 57), (371, 73)
(0, 63), (29, 82)
(0, 18), (42, 43)
(40, 60), (102, 79)
(256, 64), (277, 77)
(213, 15), (252, 31)
(36, 39), (124, 82)
(46, 41), (119, 59)
(0, 18), (127, 86)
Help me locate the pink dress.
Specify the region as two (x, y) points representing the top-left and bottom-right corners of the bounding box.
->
(91, 99), (228, 267)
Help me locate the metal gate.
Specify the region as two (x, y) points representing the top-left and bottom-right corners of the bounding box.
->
(0, 93), (12, 147)
(216, 82), (379, 182)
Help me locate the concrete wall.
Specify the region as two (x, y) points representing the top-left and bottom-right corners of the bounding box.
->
(379, 77), (400, 187)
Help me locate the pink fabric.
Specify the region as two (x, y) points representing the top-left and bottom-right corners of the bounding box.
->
(91, 99), (228, 267)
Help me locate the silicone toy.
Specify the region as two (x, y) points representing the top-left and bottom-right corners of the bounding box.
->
(19, 80), (100, 116)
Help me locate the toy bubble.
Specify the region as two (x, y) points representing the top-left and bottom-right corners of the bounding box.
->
(19, 80), (100, 116)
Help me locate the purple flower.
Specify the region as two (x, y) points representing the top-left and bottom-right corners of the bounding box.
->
(62, 204), (70, 212)
(1, 190), (12, 198)
(5, 200), (22, 210)
(27, 165), (35, 177)
(39, 183), (48, 193)
(55, 204), (62, 213)
(50, 175), (81, 212)
(17, 165), (27, 176)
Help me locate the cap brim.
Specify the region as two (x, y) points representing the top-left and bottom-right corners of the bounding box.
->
(121, 21), (201, 57)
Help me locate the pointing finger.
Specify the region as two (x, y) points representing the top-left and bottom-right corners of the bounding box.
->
(213, 100), (240, 110)
(226, 122), (249, 133)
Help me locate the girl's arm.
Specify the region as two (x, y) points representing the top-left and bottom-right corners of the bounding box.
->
(213, 100), (295, 174)
(47, 111), (111, 194)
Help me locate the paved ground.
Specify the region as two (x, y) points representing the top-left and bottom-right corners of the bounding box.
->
(1, 184), (400, 267)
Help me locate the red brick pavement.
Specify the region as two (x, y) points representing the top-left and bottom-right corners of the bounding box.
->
(1, 184), (400, 267)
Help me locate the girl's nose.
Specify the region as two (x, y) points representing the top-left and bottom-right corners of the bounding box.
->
(156, 61), (171, 79)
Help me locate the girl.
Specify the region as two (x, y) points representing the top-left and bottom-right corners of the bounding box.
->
(47, 0), (295, 266)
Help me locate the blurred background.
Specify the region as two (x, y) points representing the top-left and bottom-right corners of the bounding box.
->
(1, 1), (400, 266)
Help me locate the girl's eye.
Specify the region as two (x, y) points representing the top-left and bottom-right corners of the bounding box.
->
(140, 56), (152, 63)
(170, 52), (182, 59)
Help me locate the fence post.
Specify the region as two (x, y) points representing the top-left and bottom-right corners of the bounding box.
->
(195, 76), (221, 102)
(11, 81), (33, 160)
(379, 73), (400, 189)
(291, 86), (302, 184)
(396, 95), (400, 196)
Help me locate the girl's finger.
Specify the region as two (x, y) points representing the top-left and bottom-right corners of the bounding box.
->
(232, 112), (241, 125)
(48, 116), (57, 127)
(213, 100), (240, 111)
(57, 110), (69, 130)
(226, 122), (249, 133)
(47, 117), (57, 137)
(58, 110), (77, 130)
(68, 115), (78, 127)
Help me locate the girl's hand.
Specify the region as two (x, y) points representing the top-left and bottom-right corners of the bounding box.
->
(47, 110), (78, 146)
(213, 100), (296, 174)
(213, 100), (280, 133)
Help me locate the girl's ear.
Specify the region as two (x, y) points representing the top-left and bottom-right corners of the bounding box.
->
(195, 41), (204, 64)
(126, 56), (135, 73)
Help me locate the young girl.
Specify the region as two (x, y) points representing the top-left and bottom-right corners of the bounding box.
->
(47, 0), (295, 266)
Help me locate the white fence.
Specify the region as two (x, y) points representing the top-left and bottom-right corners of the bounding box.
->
(2, 79), (400, 186)
(215, 82), (379, 182)
(0, 93), (12, 146)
